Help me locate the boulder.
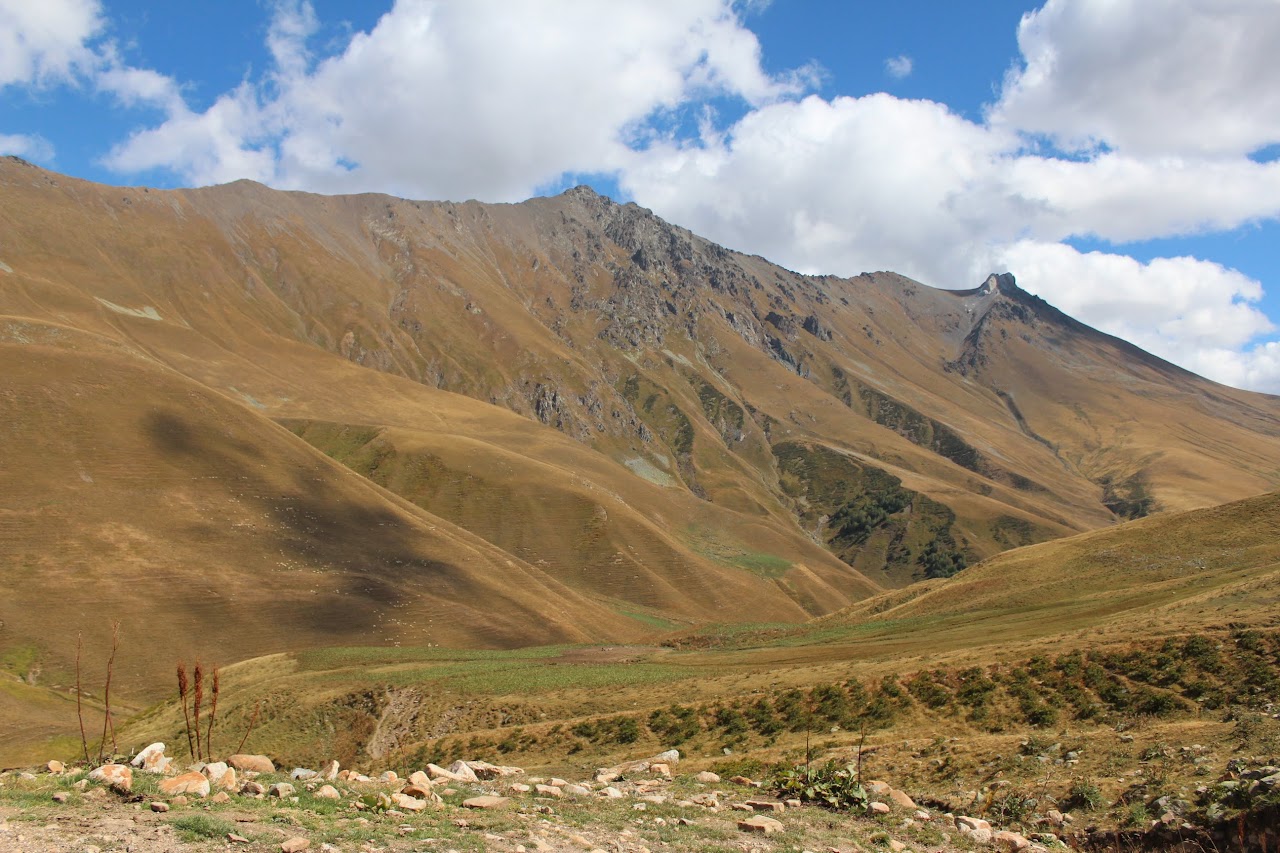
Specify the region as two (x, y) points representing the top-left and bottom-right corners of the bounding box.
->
(957, 815), (993, 832)
(228, 754), (275, 774)
(88, 764), (132, 793)
(131, 743), (167, 772)
(391, 792), (427, 812)
(535, 784), (563, 798)
(211, 767), (237, 791)
(563, 784), (591, 797)
(869, 802), (891, 815)
(210, 792), (230, 804)
(159, 772), (210, 798)
(280, 838), (310, 853)
(888, 789), (916, 809)
(407, 771), (432, 789)
(319, 760), (340, 781)
(149, 801), (169, 813)
(464, 760), (524, 779)
(202, 761), (229, 780)
(426, 763), (468, 782)
(462, 795), (509, 809)
(269, 782), (295, 798)
(649, 762), (672, 778)
(378, 771), (398, 785)
(993, 830), (1032, 851)
(291, 768), (317, 781)
(446, 760), (480, 782)
(865, 780), (892, 795)
(315, 785), (340, 800)
(695, 771), (720, 784)
(746, 800), (785, 813)
(652, 749), (680, 764)
(738, 815), (784, 834)
(46, 760), (66, 774)
(240, 781), (266, 797)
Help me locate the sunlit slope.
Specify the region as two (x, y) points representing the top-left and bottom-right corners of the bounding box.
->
(0, 330), (644, 690)
(809, 490), (1280, 659)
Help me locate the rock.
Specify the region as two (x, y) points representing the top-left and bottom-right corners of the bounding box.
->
(401, 783), (433, 799)
(745, 799), (785, 813)
(564, 784), (591, 796)
(510, 783), (532, 793)
(281, 838), (310, 853)
(652, 749), (680, 764)
(1045, 809), (1066, 827)
(378, 771), (398, 784)
(88, 764), (132, 793)
(888, 789), (916, 809)
(600, 786), (623, 798)
(229, 754), (275, 774)
(210, 792), (230, 804)
(291, 768), (317, 781)
(392, 792), (427, 812)
(866, 780), (892, 795)
(202, 761), (229, 780)
(170, 795), (189, 807)
(407, 770), (432, 788)
(737, 815), (784, 834)
(149, 802), (169, 813)
(269, 783), (295, 798)
(993, 830), (1032, 851)
(464, 760), (524, 779)
(426, 763), (468, 782)
(535, 784), (563, 798)
(46, 760), (66, 774)
(316, 785), (341, 799)
(729, 775), (756, 787)
(131, 743), (168, 773)
(870, 802), (891, 815)
(446, 760), (480, 782)
(159, 772), (210, 798)
(227, 834), (250, 844)
(240, 781), (266, 797)
(212, 767), (237, 791)
(650, 762), (672, 777)
(51, 792), (69, 803)
(462, 795), (509, 809)
(970, 828), (994, 844)
(888, 840), (906, 853)
(956, 815), (993, 832)
(695, 771), (720, 784)
(319, 760), (340, 781)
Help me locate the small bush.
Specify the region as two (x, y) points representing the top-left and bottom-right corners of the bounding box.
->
(773, 761), (870, 811)
(1066, 779), (1104, 812)
(169, 815), (237, 841)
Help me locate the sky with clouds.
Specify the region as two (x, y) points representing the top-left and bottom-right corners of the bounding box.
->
(2, 0), (1279, 393)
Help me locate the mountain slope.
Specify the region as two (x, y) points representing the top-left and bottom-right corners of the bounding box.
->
(4, 158), (1278, 595)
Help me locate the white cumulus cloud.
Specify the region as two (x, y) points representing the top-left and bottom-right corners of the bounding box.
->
(0, 0), (102, 89)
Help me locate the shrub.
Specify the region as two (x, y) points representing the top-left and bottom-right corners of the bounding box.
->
(1065, 779), (1104, 812)
(773, 761), (870, 811)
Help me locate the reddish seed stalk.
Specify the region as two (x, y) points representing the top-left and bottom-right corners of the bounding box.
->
(98, 621), (119, 763)
(193, 661), (204, 760)
(205, 667), (220, 760)
(75, 632), (90, 765)
(177, 663), (195, 759)
(236, 700), (261, 755)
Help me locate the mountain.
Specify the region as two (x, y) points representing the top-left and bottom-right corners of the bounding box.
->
(3, 156), (1280, 755)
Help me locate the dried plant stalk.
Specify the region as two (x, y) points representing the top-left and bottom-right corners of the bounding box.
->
(177, 662), (194, 758)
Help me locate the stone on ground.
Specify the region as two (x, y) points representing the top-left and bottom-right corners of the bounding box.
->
(315, 785), (340, 800)
(88, 764), (132, 793)
(462, 795), (509, 809)
(738, 815), (784, 834)
(229, 754), (275, 774)
(280, 838), (310, 852)
(159, 772), (210, 798)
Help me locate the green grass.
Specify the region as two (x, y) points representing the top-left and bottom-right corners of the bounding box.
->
(169, 813), (238, 842)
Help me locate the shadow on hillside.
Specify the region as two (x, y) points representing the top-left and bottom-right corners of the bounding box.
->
(143, 410), (489, 635)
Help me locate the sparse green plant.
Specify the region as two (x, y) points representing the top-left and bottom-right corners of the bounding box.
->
(169, 814), (237, 841)
(773, 760), (870, 811)
(1066, 779), (1103, 812)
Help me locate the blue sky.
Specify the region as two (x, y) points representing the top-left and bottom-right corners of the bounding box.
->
(3, 0), (1280, 391)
